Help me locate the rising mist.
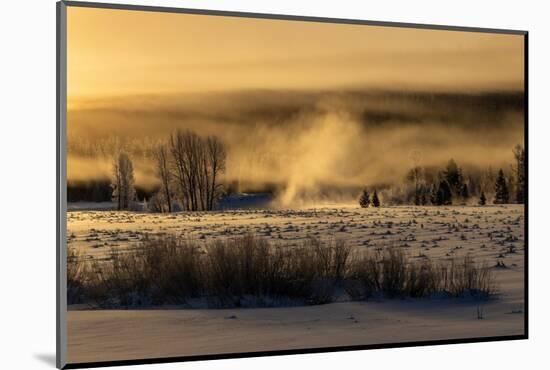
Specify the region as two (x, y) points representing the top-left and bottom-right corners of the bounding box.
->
(67, 89), (524, 206)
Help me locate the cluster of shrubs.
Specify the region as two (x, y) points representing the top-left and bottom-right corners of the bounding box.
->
(68, 234), (496, 308)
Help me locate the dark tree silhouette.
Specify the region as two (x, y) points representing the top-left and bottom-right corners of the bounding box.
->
(494, 169), (510, 204)
(460, 183), (470, 200)
(513, 145), (525, 204)
(433, 180), (452, 206)
(359, 189), (370, 208)
(420, 191), (427, 206)
(443, 159), (464, 197)
(169, 130), (227, 211)
(430, 183), (438, 205)
(372, 190), (380, 207)
(479, 191), (487, 206)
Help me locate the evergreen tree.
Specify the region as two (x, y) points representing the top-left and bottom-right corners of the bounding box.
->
(460, 183), (469, 199)
(430, 184), (438, 205)
(434, 180), (452, 206)
(494, 169), (510, 204)
(479, 191), (487, 206)
(359, 189), (370, 208)
(414, 192), (421, 206)
(372, 190), (380, 207)
(443, 159), (463, 195)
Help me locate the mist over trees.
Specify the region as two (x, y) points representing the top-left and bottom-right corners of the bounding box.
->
(372, 144), (525, 207)
(79, 133), (522, 210)
(104, 130), (227, 212)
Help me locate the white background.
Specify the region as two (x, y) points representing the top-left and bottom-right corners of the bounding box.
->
(1, 0), (548, 369)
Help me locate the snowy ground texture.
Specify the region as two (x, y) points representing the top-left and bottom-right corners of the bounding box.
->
(67, 204), (525, 364)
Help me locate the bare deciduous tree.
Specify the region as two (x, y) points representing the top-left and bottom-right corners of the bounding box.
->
(167, 130), (226, 211)
(153, 144), (173, 212)
(207, 136), (226, 210)
(111, 152), (135, 210)
(405, 166), (424, 205)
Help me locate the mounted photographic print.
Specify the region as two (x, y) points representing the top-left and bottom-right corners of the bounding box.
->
(56, 1), (528, 368)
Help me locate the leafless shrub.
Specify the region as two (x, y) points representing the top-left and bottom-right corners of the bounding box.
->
(345, 249), (495, 300)
(439, 256), (496, 298)
(345, 251), (381, 300)
(71, 234), (496, 308)
(67, 247), (85, 304)
(80, 236), (203, 307)
(141, 235), (203, 304)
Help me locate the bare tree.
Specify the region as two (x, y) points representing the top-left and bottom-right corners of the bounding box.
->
(153, 144), (172, 212)
(168, 130), (227, 211)
(170, 130), (192, 211)
(111, 152), (135, 210)
(112, 155), (121, 210)
(405, 166), (424, 205)
(480, 166), (496, 199)
(406, 150), (424, 205)
(206, 136), (226, 210)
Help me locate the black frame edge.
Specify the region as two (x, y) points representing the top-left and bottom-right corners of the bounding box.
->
(63, 335), (527, 369)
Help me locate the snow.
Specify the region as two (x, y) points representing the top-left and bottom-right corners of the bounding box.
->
(66, 204), (525, 363)
(68, 287), (523, 364)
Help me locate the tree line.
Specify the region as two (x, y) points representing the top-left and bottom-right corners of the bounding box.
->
(111, 130), (226, 212)
(359, 144), (525, 207)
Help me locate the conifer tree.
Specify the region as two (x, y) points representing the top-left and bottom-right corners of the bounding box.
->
(494, 169), (510, 204)
(372, 190), (380, 207)
(460, 183), (469, 200)
(414, 192), (421, 206)
(479, 191), (487, 206)
(430, 184), (438, 205)
(443, 159), (464, 196)
(420, 191), (427, 206)
(359, 189), (370, 208)
(434, 180), (452, 205)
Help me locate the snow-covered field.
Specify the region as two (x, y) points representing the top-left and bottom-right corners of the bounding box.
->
(66, 204), (525, 364)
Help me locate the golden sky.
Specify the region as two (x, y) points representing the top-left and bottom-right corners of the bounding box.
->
(67, 6), (524, 101)
(66, 6), (525, 199)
